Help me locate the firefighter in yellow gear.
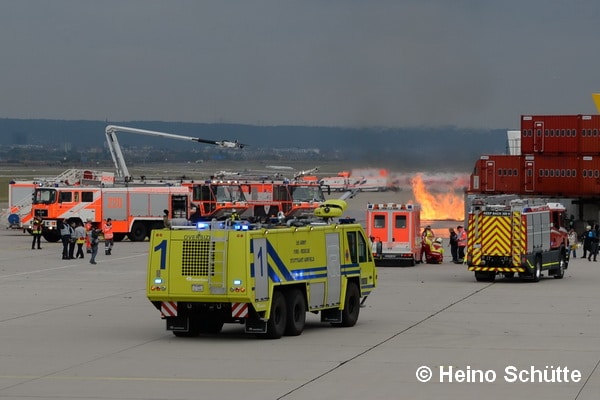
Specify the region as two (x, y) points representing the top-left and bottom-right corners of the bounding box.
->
(31, 216), (43, 250)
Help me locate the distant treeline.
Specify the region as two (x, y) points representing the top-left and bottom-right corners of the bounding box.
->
(0, 118), (508, 170)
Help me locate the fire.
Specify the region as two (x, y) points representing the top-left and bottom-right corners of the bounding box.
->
(410, 173), (464, 220)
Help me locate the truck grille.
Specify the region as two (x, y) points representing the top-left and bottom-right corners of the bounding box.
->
(181, 240), (215, 276)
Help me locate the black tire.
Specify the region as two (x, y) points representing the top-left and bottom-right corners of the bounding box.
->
(339, 281), (360, 327)
(284, 289), (306, 336)
(265, 291), (287, 339)
(554, 256), (565, 279)
(532, 257), (542, 282)
(128, 222), (148, 242)
(475, 271), (495, 282)
(172, 318), (200, 337)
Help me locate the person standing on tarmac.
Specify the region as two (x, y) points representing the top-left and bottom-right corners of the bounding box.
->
(457, 225), (467, 262)
(74, 221), (87, 259)
(59, 218), (73, 260)
(31, 216), (43, 250)
(163, 209), (171, 229)
(68, 221), (77, 260)
(85, 218), (93, 253)
(103, 218), (114, 255)
(89, 227), (101, 265)
(448, 227), (459, 263)
(419, 226), (434, 263)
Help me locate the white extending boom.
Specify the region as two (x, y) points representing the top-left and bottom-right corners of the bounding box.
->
(105, 125), (245, 179)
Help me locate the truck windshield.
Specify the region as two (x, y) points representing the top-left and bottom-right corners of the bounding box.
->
(214, 185), (246, 202)
(33, 188), (57, 204)
(290, 185), (325, 202)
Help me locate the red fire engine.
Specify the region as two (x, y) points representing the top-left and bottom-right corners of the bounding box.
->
(240, 179), (326, 220)
(467, 198), (569, 282)
(31, 185), (191, 242)
(366, 202), (422, 266)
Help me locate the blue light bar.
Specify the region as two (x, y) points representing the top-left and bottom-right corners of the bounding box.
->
(196, 222), (209, 230)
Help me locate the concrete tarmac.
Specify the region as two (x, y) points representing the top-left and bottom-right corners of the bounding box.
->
(0, 227), (599, 400)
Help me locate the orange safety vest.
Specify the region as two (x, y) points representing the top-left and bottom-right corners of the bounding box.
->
(457, 229), (467, 247)
(103, 224), (114, 240)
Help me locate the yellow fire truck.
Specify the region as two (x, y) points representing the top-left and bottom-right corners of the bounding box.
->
(146, 199), (377, 339)
(466, 198), (569, 282)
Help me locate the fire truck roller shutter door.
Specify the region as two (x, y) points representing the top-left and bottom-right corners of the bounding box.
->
(103, 192), (127, 221)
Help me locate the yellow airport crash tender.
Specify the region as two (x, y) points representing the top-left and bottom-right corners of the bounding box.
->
(146, 199), (377, 339)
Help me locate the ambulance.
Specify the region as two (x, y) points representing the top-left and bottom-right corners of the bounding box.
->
(146, 199), (377, 339)
(366, 202), (422, 266)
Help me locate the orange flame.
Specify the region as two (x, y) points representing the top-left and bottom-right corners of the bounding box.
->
(410, 173), (464, 220)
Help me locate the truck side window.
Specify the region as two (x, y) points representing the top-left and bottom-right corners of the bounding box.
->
(59, 191), (73, 203)
(82, 192), (94, 202)
(374, 215), (385, 228)
(347, 231), (369, 263)
(395, 215), (406, 229)
(346, 231), (357, 264)
(357, 232), (368, 263)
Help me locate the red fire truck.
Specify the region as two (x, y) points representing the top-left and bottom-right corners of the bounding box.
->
(31, 185), (191, 242)
(241, 179), (326, 220)
(366, 202), (422, 266)
(466, 198), (569, 282)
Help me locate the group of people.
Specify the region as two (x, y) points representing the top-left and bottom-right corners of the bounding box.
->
(30, 217), (115, 265)
(419, 225), (467, 264)
(576, 224), (600, 262)
(448, 226), (467, 264)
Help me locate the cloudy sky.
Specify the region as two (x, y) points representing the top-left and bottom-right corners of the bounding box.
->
(1, 1), (599, 129)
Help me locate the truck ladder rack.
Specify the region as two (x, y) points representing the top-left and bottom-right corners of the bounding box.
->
(208, 221), (228, 294)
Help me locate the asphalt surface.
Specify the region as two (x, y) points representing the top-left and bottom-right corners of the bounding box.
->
(1, 226), (599, 400)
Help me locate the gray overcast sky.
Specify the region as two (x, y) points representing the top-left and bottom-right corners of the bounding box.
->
(1, 1), (599, 129)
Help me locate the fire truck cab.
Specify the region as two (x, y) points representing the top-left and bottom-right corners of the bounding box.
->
(366, 202), (422, 266)
(241, 180), (326, 220)
(467, 198), (569, 282)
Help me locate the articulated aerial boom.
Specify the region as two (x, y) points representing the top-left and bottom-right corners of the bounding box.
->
(105, 125), (245, 180)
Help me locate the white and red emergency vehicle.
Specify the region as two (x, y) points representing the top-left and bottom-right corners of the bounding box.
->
(30, 185), (191, 242)
(366, 202), (422, 266)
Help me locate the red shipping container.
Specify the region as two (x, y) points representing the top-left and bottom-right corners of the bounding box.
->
(521, 115), (580, 154)
(469, 155), (522, 194)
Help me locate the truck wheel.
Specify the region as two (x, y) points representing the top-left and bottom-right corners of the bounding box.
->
(173, 318), (200, 337)
(338, 281), (360, 327)
(265, 291), (287, 339)
(128, 222), (148, 242)
(532, 257), (542, 282)
(475, 271), (493, 282)
(284, 289), (306, 336)
(554, 257), (565, 279)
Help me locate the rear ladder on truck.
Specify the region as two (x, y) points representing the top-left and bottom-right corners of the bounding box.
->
(208, 221), (228, 294)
